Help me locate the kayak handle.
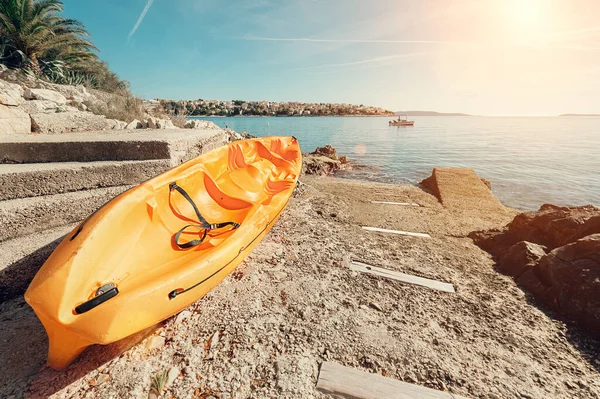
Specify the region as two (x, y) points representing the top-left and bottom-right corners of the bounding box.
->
(74, 285), (119, 314)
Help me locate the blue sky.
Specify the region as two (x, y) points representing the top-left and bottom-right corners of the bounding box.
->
(62, 0), (600, 115)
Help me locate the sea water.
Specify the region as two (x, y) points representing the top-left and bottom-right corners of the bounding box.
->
(191, 116), (600, 210)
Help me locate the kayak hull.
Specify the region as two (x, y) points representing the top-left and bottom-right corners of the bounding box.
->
(25, 136), (301, 369)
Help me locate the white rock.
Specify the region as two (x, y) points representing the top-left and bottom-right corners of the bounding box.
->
(0, 104), (30, 134)
(146, 116), (158, 129)
(17, 100), (60, 114)
(0, 80), (24, 106)
(89, 373), (110, 386)
(49, 83), (93, 102)
(165, 366), (180, 388)
(175, 310), (192, 324)
(30, 111), (116, 134)
(145, 335), (165, 350)
(125, 119), (143, 129)
(113, 120), (127, 130)
(157, 119), (176, 129)
(106, 119), (122, 130)
(184, 120), (220, 129)
(24, 88), (67, 105)
(207, 331), (220, 353)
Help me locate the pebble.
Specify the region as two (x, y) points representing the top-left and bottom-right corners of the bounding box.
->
(565, 380), (578, 390)
(206, 331), (221, 359)
(272, 271), (288, 280)
(166, 366), (180, 387)
(89, 373), (109, 386)
(146, 336), (166, 350)
(369, 302), (384, 312)
(175, 310), (192, 324)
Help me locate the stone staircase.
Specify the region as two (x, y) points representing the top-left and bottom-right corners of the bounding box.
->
(0, 128), (227, 302)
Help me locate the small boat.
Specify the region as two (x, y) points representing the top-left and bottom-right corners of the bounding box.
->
(25, 136), (302, 369)
(389, 115), (415, 126)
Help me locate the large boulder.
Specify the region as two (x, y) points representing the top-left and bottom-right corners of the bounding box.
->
(224, 128), (255, 142)
(535, 234), (600, 333)
(125, 119), (143, 129)
(30, 111), (119, 134)
(0, 80), (24, 106)
(302, 155), (341, 176)
(146, 116), (158, 129)
(471, 205), (600, 335)
(311, 145), (337, 160)
(17, 100), (66, 114)
(113, 120), (127, 129)
(54, 84), (93, 103)
(471, 204), (600, 258)
(184, 119), (220, 129)
(24, 88), (68, 105)
(496, 241), (547, 279)
(0, 104), (30, 134)
(156, 119), (176, 129)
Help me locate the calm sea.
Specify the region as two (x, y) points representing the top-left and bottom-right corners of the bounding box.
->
(191, 116), (600, 210)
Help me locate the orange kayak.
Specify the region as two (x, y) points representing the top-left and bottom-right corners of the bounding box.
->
(24, 136), (302, 370)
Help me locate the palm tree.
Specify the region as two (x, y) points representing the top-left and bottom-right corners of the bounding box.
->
(0, 0), (97, 75)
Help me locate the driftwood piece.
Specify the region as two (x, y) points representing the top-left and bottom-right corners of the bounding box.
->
(350, 261), (455, 293)
(316, 362), (470, 399)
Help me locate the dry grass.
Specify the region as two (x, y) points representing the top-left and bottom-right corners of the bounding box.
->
(150, 369), (169, 395)
(84, 90), (146, 123)
(169, 109), (189, 128)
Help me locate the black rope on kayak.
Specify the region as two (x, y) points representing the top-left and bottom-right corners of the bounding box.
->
(168, 184), (295, 300)
(169, 182), (240, 249)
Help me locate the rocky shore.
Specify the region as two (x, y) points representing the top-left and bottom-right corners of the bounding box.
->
(470, 204), (600, 334)
(0, 68), (220, 135)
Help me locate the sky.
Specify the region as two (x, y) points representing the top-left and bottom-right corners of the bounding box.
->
(61, 0), (600, 116)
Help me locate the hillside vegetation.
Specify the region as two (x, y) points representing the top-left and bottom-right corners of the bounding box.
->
(0, 0), (131, 96)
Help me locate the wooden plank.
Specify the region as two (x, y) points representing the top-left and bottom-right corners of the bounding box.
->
(350, 261), (455, 293)
(362, 226), (431, 238)
(371, 200), (420, 207)
(317, 362), (470, 399)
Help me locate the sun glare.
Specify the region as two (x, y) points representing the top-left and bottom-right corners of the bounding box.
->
(505, 0), (547, 43)
(514, 0), (543, 26)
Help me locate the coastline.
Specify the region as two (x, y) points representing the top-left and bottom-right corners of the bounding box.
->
(3, 175), (599, 398)
(188, 114), (395, 118)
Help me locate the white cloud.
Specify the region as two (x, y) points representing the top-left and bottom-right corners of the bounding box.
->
(290, 52), (432, 72)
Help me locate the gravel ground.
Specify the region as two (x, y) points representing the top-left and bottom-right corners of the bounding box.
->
(1, 176), (599, 399)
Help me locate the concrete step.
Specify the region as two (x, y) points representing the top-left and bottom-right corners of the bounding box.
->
(0, 128), (227, 164)
(0, 185), (131, 242)
(0, 224), (76, 302)
(0, 159), (171, 201)
(421, 168), (507, 213)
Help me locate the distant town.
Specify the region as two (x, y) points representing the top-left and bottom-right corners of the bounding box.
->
(145, 99), (395, 117)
